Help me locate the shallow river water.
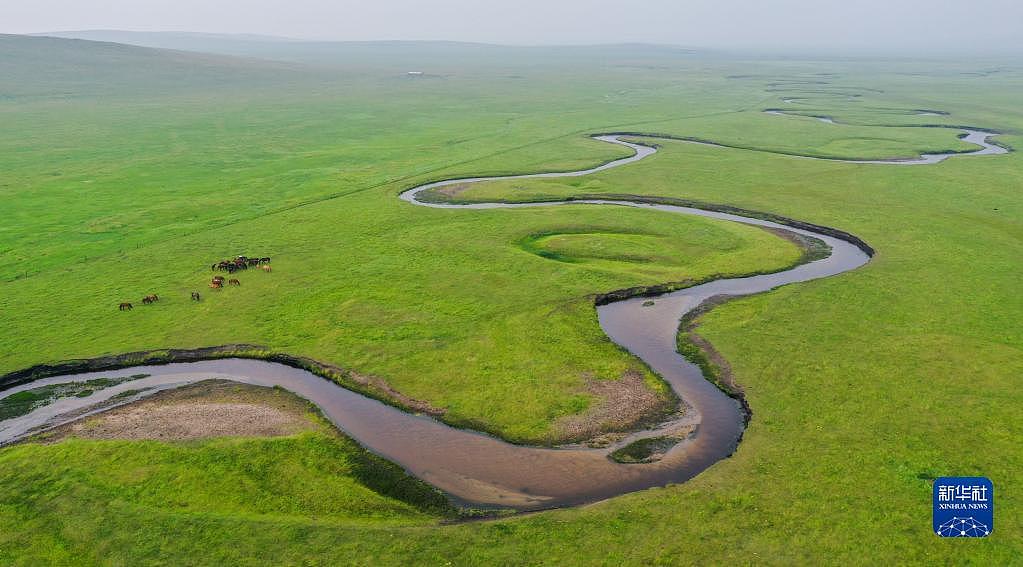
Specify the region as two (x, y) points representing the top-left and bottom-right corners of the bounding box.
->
(1, 124), (1004, 510)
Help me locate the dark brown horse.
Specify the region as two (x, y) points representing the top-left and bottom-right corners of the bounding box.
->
(228, 278), (241, 286)
(191, 291), (201, 301)
(142, 294), (159, 304)
(119, 302), (133, 311)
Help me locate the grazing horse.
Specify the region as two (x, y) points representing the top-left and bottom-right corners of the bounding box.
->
(261, 264), (272, 273)
(119, 302), (133, 311)
(209, 281), (223, 290)
(212, 275), (225, 283)
(141, 294), (159, 305)
(228, 278), (241, 286)
(191, 291), (201, 301)
(212, 256), (270, 273)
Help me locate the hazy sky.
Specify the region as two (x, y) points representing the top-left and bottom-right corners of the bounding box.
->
(5, 0), (1022, 52)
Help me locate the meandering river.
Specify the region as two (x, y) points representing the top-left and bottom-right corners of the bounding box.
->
(0, 123), (1004, 510)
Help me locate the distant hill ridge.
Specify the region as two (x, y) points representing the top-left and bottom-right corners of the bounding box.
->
(1, 32), (701, 100)
(32, 30), (697, 62)
(0, 34), (304, 99)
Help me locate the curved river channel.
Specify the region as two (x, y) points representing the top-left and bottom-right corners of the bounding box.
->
(762, 109), (1006, 164)
(0, 125), (1005, 511)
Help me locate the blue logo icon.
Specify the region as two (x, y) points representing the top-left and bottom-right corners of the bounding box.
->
(933, 477), (993, 537)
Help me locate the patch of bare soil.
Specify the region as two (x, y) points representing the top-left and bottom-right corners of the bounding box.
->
(553, 369), (674, 444)
(45, 380), (322, 442)
(431, 182), (474, 199)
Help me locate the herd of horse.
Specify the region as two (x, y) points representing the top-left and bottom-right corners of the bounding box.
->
(213, 256), (271, 273)
(118, 255), (272, 311)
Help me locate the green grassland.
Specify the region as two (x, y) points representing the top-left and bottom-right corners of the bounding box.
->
(1, 189), (802, 442)
(0, 431), (452, 565)
(0, 35), (812, 443)
(1, 34), (1022, 563)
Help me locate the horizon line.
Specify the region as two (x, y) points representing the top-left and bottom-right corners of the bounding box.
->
(10, 29), (1023, 57)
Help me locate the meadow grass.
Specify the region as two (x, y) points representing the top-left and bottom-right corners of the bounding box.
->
(1, 36), (1021, 563)
(0, 432), (453, 564)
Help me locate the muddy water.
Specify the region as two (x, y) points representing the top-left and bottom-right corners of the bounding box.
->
(5, 125), (1002, 510)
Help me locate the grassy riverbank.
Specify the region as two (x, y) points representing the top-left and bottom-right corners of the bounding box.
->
(2, 35), (1021, 563)
(0, 428), (452, 564)
(0, 381), (454, 564)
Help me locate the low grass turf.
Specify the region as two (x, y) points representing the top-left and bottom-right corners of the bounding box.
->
(1, 35), (1022, 563)
(0, 383), (454, 564)
(0, 433), (451, 564)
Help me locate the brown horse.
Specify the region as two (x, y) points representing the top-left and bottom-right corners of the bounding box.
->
(142, 294), (159, 304)
(228, 278), (241, 286)
(212, 275), (225, 283)
(191, 291), (201, 301)
(260, 264), (272, 273)
(119, 302), (133, 311)
(209, 281), (223, 290)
